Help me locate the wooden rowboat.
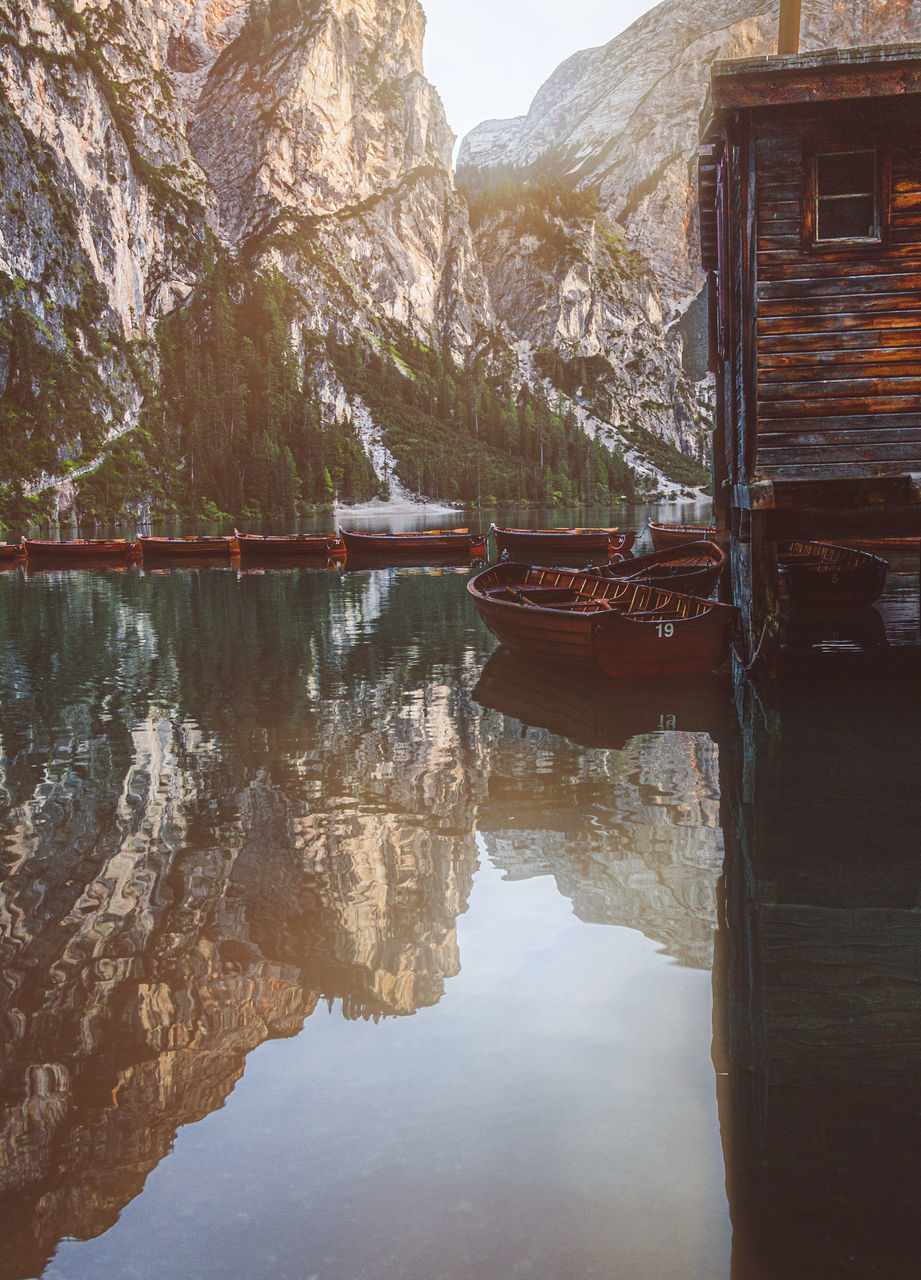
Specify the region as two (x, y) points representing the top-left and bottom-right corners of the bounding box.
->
(778, 540), (888, 607)
(235, 531), (346, 559)
(0, 542), (20, 561)
(587, 540), (726, 596)
(339, 528), (488, 558)
(22, 537), (138, 561)
(491, 525), (635, 557)
(468, 561), (735, 678)
(647, 520), (716, 551)
(138, 535), (237, 560)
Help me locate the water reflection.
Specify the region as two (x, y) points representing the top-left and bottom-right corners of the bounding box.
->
(3, 550), (921, 1279)
(718, 654), (921, 1279)
(0, 567), (488, 1277)
(474, 653), (727, 967)
(0, 563), (730, 1278)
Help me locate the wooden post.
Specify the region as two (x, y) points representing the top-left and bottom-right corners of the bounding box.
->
(778, 0), (801, 55)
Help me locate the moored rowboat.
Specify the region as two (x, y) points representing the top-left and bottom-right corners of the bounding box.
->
(468, 561), (734, 678)
(491, 525), (635, 557)
(235, 531), (346, 559)
(0, 542), (20, 561)
(339, 528), (488, 558)
(778, 540), (888, 607)
(647, 520), (716, 551)
(587, 540), (726, 596)
(138, 535), (237, 560)
(22, 537), (138, 561)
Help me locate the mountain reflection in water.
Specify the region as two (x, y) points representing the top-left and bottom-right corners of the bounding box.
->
(0, 564), (730, 1279)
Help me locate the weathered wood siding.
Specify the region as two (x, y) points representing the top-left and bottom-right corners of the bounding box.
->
(754, 105), (921, 483)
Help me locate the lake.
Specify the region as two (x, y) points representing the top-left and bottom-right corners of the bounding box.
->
(1, 506), (919, 1279)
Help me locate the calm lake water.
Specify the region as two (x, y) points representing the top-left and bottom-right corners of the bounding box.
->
(1, 505), (920, 1279)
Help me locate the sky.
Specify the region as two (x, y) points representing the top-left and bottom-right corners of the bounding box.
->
(420, 0), (658, 149)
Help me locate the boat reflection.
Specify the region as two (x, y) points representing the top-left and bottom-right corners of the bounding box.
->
(472, 647), (732, 748)
(474, 649), (727, 968)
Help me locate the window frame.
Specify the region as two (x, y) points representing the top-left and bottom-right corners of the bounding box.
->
(804, 144), (890, 252)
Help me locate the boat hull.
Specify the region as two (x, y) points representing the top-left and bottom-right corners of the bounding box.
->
(22, 538), (138, 561)
(647, 521), (716, 552)
(340, 529), (487, 559)
(591, 540), (726, 596)
(138, 536), (237, 560)
(778, 540), (888, 607)
(468, 562), (734, 678)
(491, 526), (635, 557)
(236, 533), (345, 559)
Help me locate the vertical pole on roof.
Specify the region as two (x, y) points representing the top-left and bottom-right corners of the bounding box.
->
(778, 0), (802, 55)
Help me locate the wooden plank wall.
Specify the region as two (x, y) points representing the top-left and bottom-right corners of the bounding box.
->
(754, 104), (921, 483)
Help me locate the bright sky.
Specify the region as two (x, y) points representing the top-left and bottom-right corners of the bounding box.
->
(420, 0), (659, 149)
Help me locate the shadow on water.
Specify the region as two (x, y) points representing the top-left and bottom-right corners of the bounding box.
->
(716, 637), (921, 1279)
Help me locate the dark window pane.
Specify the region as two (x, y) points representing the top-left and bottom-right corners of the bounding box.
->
(817, 194), (877, 240)
(816, 150), (875, 197)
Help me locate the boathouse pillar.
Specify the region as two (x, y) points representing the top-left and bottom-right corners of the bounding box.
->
(729, 509), (780, 681)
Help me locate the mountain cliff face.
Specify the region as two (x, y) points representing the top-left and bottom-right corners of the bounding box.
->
(0, 0), (713, 526)
(458, 0), (921, 316)
(0, 0), (502, 523)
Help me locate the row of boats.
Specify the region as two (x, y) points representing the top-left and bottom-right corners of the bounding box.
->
(1, 517), (891, 680)
(0, 524), (639, 564)
(466, 520), (892, 680)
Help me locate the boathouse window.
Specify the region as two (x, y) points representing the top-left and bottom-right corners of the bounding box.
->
(811, 149), (880, 244)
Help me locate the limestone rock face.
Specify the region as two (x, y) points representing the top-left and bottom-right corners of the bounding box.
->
(473, 206), (706, 453)
(458, 0), (921, 311)
(0, 0), (493, 506)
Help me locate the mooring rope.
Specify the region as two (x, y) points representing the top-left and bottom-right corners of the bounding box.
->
(731, 617), (771, 673)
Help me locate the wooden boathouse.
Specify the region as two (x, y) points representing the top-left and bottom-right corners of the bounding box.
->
(699, 38), (921, 667)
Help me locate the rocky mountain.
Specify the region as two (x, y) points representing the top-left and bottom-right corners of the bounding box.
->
(458, 0), (921, 317)
(0, 0), (715, 528)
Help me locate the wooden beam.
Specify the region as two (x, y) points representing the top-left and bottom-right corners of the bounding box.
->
(778, 0), (801, 56)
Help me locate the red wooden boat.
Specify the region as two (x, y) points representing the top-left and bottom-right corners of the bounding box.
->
(491, 525), (635, 557)
(588, 540), (726, 596)
(22, 537), (138, 561)
(339, 528), (488, 558)
(468, 561), (734, 678)
(0, 542), (20, 561)
(138, 535), (237, 560)
(778, 540), (888, 607)
(647, 520), (715, 551)
(235, 531), (346, 559)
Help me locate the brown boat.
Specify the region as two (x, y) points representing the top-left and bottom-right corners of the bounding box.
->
(235, 531), (346, 559)
(138, 535), (238, 561)
(339, 528), (488, 559)
(778, 540), (888, 607)
(491, 525), (635, 558)
(468, 561), (735, 678)
(0, 542), (20, 561)
(647, 520), (716, 551)
(22, 537), (139, 561)
(588, 540), (726, 596)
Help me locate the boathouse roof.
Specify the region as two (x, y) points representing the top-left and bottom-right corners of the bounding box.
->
(699, 44), (921, 271)
(701, 42), (921, 138)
